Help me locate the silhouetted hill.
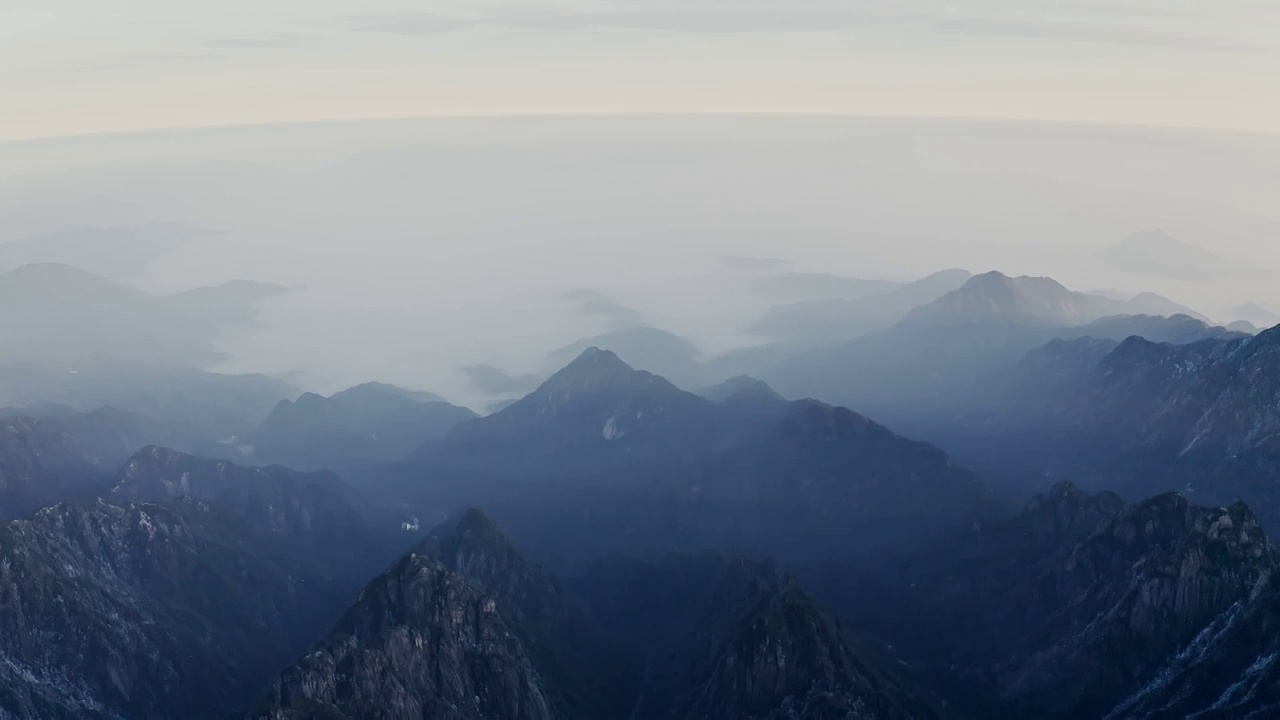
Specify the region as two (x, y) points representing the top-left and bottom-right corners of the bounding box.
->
(762, 272), (1225, 427)
(0, 223), (209, 280)
(244, 383), (475, 471)
(1101, 229), (1255, 282)
(0, 355), (296, 442)
(0, 263), (288, 368)
(411, 348), (748, 485)
(1231, 301), (1280, 328)
(697, 374), (785, 404)
(546, 327), (705, 390)
(452, 397), (1001, 566)
(1062, 313), (1245, 344)
(749, 269), (972, 344)
(903, 271), (1116, 327)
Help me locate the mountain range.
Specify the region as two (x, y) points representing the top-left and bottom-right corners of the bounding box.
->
(926, 326), (1280, 529)
(241, 382), (477, 472)
(0, 355), (297, 442)
(259, 509), (939, 720)
(0, 443), (419, 719)
(389, 348), (1000, 567)
(832, 481), (1277, 718)
(758, 271), (1240, 425)
(1100, 229), (1259, 283)
(4, 255), (1280, 718)
(0, 262), (286, 369)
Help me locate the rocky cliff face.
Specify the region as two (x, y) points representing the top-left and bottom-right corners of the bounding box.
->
(633, 559), (937, 720)
(0, 497), (353, 719)
(259, 509), (635, 720)
(0, 409), (185, 518)
(0, 415), (109, 518)
(112, 446), (365, 538)
(261, 513), (934, 720)
(257, 548), (556, 720)
(846, 482), (1276, 718)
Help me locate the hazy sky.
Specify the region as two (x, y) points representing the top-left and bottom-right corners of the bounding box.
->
(4, 0), (1279, 141)
(4, 3), (1280, 406)
(3, 115), (1279, 406)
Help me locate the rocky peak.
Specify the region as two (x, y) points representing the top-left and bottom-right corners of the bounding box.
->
(1021, 481), (1127, 544)
(545, 346), (634, 386)
(262, 511), (634, 720)
(111, 446), (365, 542)
(0, 493), (359, 719)
(486, 346), (693, 425)
(636, 557), (934, 720)
(259, 547), (556, 720)
(421, 507), (523, 581)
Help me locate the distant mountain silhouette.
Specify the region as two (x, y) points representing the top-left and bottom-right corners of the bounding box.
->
(546, 327), (704, 390)
(1227, 319), (1260, 334)
(1230, 301), (1280, 328)
(0, 263), (288, 369)
(0, 222), (211, 281)
(0, 355), (296, 442)
(564, 288), (645, 328)
(1122, 290), (1210, 321)
(751, 272), (901, 301)
(414, 348), (740, 485)
(461, 363), (543, 396)
(163, 279), (289, 322)
(1100, 229), (1257, 282)
(243, 382), (475, 471)
(696, 374), (784, 404)
(903, 271), (1117, 326)
(749, 269), (971, 344)
(927, 326), (1280, 534)
(763, 271), (1222, 425)
(1061, 313), (1245, 345)
(719, 255), (791, 272)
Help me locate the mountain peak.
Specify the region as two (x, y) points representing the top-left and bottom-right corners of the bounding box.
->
(453, 506), (503, 542)
(422, 507), (522, 572)
(524, 345), (679, 405)
(329, 381), (445, 405)
(565, 345), (628, 369)
(906, 271), (1103, 327)
(699, 375), (784, 404)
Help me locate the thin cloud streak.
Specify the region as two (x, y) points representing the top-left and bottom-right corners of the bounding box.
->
(76, 52), (229, 71)
(203, 34), (308, 49)
(347, 5), (1260, 53)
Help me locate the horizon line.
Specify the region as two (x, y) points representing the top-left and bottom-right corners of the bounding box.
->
(3, 110), (1277, 147)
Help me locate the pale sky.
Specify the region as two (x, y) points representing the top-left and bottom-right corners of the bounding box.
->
(3, 0), (1279, 141)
